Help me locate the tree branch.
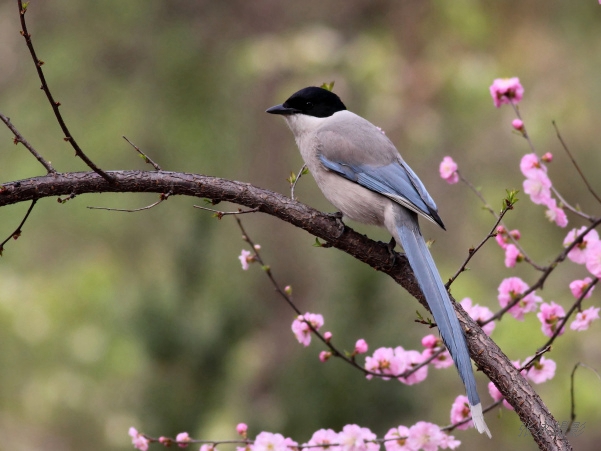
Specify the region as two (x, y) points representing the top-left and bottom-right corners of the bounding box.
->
(0, 169), (571, 451)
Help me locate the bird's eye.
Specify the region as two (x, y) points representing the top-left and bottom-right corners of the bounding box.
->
(306, 101), (314, 109)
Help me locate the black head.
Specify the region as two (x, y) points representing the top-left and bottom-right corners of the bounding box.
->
(266, 87), (347, 118)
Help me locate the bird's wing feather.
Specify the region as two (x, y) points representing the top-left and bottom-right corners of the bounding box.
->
(316, 124), (444, 228)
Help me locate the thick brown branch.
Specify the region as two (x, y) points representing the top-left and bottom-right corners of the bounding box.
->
(0, 170), (571, 451)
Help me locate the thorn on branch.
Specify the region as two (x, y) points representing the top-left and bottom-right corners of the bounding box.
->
(193, 205), (259, 219)
(57, 193), (76, 204)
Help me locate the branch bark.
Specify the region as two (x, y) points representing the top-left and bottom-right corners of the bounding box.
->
(0, 170), (571, 450)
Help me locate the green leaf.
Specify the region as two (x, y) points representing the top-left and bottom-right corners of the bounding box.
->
(320, 81), (335, 91)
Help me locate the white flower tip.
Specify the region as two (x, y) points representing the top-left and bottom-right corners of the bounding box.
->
(470, 403), (492, 438)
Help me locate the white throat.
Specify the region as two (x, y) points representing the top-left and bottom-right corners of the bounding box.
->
(283, 113), (328, 139)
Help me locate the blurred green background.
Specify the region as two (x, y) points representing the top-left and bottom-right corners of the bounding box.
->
(0, 0), (600, 450)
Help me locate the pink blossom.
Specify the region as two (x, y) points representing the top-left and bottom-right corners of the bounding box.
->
(439, 156), (459, 184)
(397, 347), (428, 385)
(129, 427), (149, 451)
(437, 432), (461, 450)
(237, 423), (248, 437)
(254, 432), (297, 451)
(421, 334), (439, 349)
(489, 77), (524, 108)
(291, 313), (324, 347)
(364, 347), (407, 380)
(527, 356), (556, 384)
(504, 243), (521, 267)
(460, 298), (495, 336)
(495, 226), (521, 250)
(544, 198), (568, 228)
(487, 381), (513, 410)
(200, 445), (217, 451)
(338, 425), (378, 451)
(422, 347), (453, 370)
(536, 302), (566, 337)
(176, 432), (191, 448)
(319, 351), (331, 362)
(324, 331), (333, 341)
(449, 395), (473, 430)
(520, 153), (546, 178)
(498, 277), (542, 320)
(383, 426), (411, 451)
(569, 278), (595, 299)
(563, 226), (600, 264)
(585, 240), (601, 277)
(421, 334), (452, 369)
(512, 118), (524, 131)
(407, 422), (446, 451)
(542, 152), (553, 162)
(570, 306), (600, 331)
(239, 249), (253, 270)
(355, 339), (369, 354)
(305, 429), (340, 451)
(494, 225), (508, 249)
(523, 170), (552, 205)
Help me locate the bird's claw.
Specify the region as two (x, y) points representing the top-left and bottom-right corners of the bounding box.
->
(387, 237), (399, 267)
(327, 211), (345, 237)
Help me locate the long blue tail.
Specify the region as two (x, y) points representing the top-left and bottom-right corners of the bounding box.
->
(395, 211), (491, 437)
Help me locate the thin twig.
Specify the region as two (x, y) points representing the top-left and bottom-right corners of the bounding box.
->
(442, 399), (503, 433)
(566, 363), (601, 435)
(193, 205), (259, 219)
(511, 103), (591, 220)
(0, 113), (56, 174)
(446, 203), (512, 288)
(16, 0), (114, 183)
(0, 199), (37, 256)
(520, 346), (552, 372)
(552, 121), (601, 206)
(511, 103), (537, 155)
(458, 172), (543, 270)
(88, 192), (172, 212)
(290, 164), (307, 200)
(123, 136), (162, 171)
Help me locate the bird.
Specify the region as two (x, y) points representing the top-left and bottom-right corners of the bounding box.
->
(266, 86), (491, 437)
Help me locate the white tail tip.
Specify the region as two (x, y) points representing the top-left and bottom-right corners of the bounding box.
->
(470, 403), (492, 438)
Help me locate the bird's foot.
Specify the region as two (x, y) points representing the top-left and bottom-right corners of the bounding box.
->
(386, 237), (397, 267)
(327, 211), (345, 237)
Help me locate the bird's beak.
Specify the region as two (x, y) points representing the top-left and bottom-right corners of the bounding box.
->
(266, 104), (298, 115)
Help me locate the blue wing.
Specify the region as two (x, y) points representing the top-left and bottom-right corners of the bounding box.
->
(319, 154), (445, 229)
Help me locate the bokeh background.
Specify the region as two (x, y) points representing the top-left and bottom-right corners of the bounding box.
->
(0, 0), (600, 450)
